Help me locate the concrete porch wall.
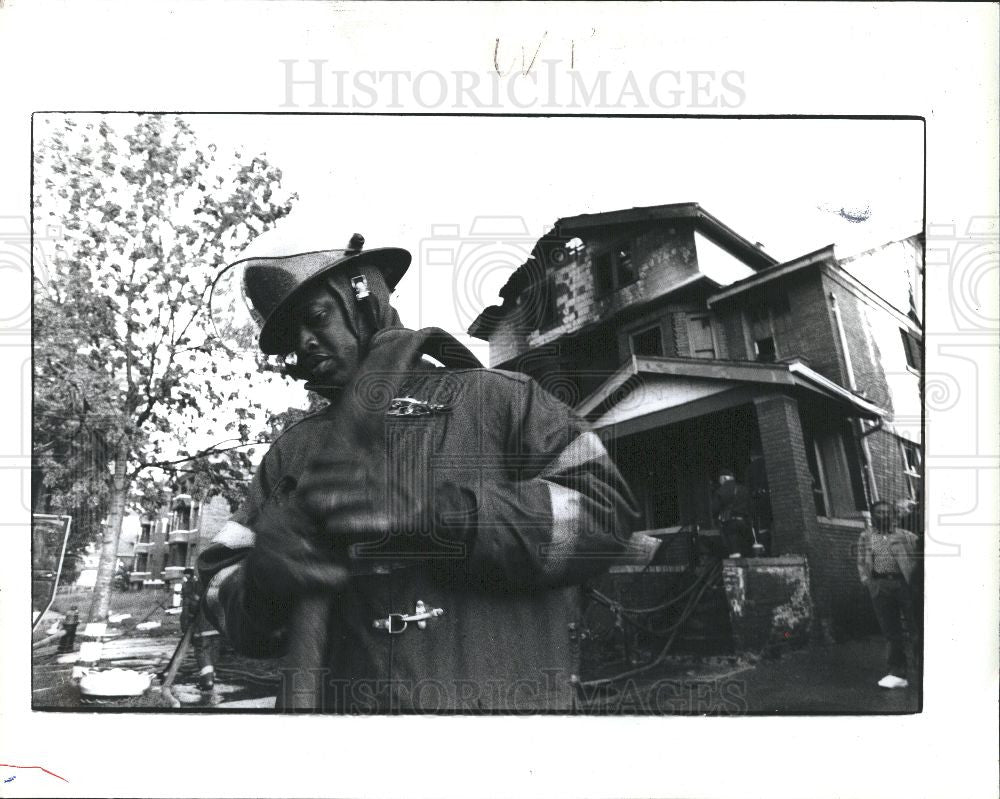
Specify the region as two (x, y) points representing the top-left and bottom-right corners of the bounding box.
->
(721, 556), (813, 652)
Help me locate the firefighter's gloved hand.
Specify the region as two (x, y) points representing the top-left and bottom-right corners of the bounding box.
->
(244, 499), (349, 596)
(297, 456), (426, 544)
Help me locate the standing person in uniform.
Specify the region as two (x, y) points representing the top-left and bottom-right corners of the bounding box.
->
(711, 469), (752, 558)
(197, 221), (639, 712)
(857, 500), (920, 689)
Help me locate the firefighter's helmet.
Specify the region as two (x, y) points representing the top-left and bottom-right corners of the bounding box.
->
(233, 226), (411, 355)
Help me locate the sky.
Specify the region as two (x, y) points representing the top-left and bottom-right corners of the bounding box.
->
(33, 113), (926, 443)
(187, 115), (924, 360)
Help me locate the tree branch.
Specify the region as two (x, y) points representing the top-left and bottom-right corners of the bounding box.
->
(129, 439), (262, 479)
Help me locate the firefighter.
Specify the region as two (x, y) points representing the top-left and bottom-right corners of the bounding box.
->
(197, 221), (639, 711)
(57, 605), (80, 653)
(712, 469), (753, 558)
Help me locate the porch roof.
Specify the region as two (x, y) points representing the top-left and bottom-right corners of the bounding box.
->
(578, 355), (886, 432)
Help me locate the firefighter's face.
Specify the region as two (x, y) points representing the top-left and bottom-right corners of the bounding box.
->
(290, 282), (360, 387)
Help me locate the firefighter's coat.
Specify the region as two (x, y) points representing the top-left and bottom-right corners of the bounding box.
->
(199, 327), (637, 711)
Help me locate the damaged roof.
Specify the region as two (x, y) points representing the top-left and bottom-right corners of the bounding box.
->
(468, 202), (777, 339)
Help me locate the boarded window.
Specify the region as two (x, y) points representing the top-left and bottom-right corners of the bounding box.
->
(687, 315), (717, 359)
(592, 241), (636, 295)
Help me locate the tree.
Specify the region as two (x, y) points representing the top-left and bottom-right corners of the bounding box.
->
(33, 114), (298, 621)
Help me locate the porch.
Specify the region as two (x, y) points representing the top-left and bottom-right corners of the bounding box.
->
(577, 355), (886, 640)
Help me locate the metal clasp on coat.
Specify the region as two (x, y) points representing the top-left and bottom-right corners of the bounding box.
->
(373, 600), (445, 634)
(386, 397), (450, 417)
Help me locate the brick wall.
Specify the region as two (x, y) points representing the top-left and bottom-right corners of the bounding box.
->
(713, 258), (920, 415)
(488, 323), (530, 368)
(821, 268), (921, 508)
(750, 392), (877, 636)
(713, 272), (845, 379)
(713, 261), (922, 518)
(486, 222), (700, 365)
(717, 309), (747, 360)
(823, 270), (894, 410)
(811, 519), (879, 638)
(752, 393), (818, 555)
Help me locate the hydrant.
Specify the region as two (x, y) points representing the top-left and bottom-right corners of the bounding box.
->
(58, 606), (80, 653)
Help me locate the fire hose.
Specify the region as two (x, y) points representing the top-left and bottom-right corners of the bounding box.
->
(580, 560), (723, 689)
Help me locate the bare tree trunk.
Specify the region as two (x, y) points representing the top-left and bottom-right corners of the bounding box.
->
(88, 439), (130, 622)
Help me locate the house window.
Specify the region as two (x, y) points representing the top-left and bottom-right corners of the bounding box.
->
(900, 328), (921, 370)
(139, 523), (151, 544)
(630, 325), (664, 357)
(135, 553), (149, 572)
(755, 337), (777, 363)
(169, 542), (188, 568)
(804, 437), (828, 517)
(804, 424), (865, 519)
(687, 315), (717, 359)
(616, 243), (636, 286)
(901, 441), (922, 499)
(593, 251), (613, 295)
(174, 506), (191, 531)
(592, 241), (637, 295)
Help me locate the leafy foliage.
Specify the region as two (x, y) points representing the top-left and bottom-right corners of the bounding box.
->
(33, 114), (299, 617)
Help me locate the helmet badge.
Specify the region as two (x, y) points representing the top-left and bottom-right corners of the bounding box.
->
(351, 274), (371, 301)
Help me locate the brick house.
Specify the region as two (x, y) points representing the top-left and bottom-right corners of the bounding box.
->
(129, 485), (231, 590)
(468, 203), (923, 640)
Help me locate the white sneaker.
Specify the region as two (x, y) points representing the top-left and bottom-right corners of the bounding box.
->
(877, 674), (909, 689)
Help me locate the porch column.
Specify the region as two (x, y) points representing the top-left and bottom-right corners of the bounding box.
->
(752, 393), (820, 554)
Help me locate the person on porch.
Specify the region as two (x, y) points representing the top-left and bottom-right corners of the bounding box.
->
(711, 469), (753, 558)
